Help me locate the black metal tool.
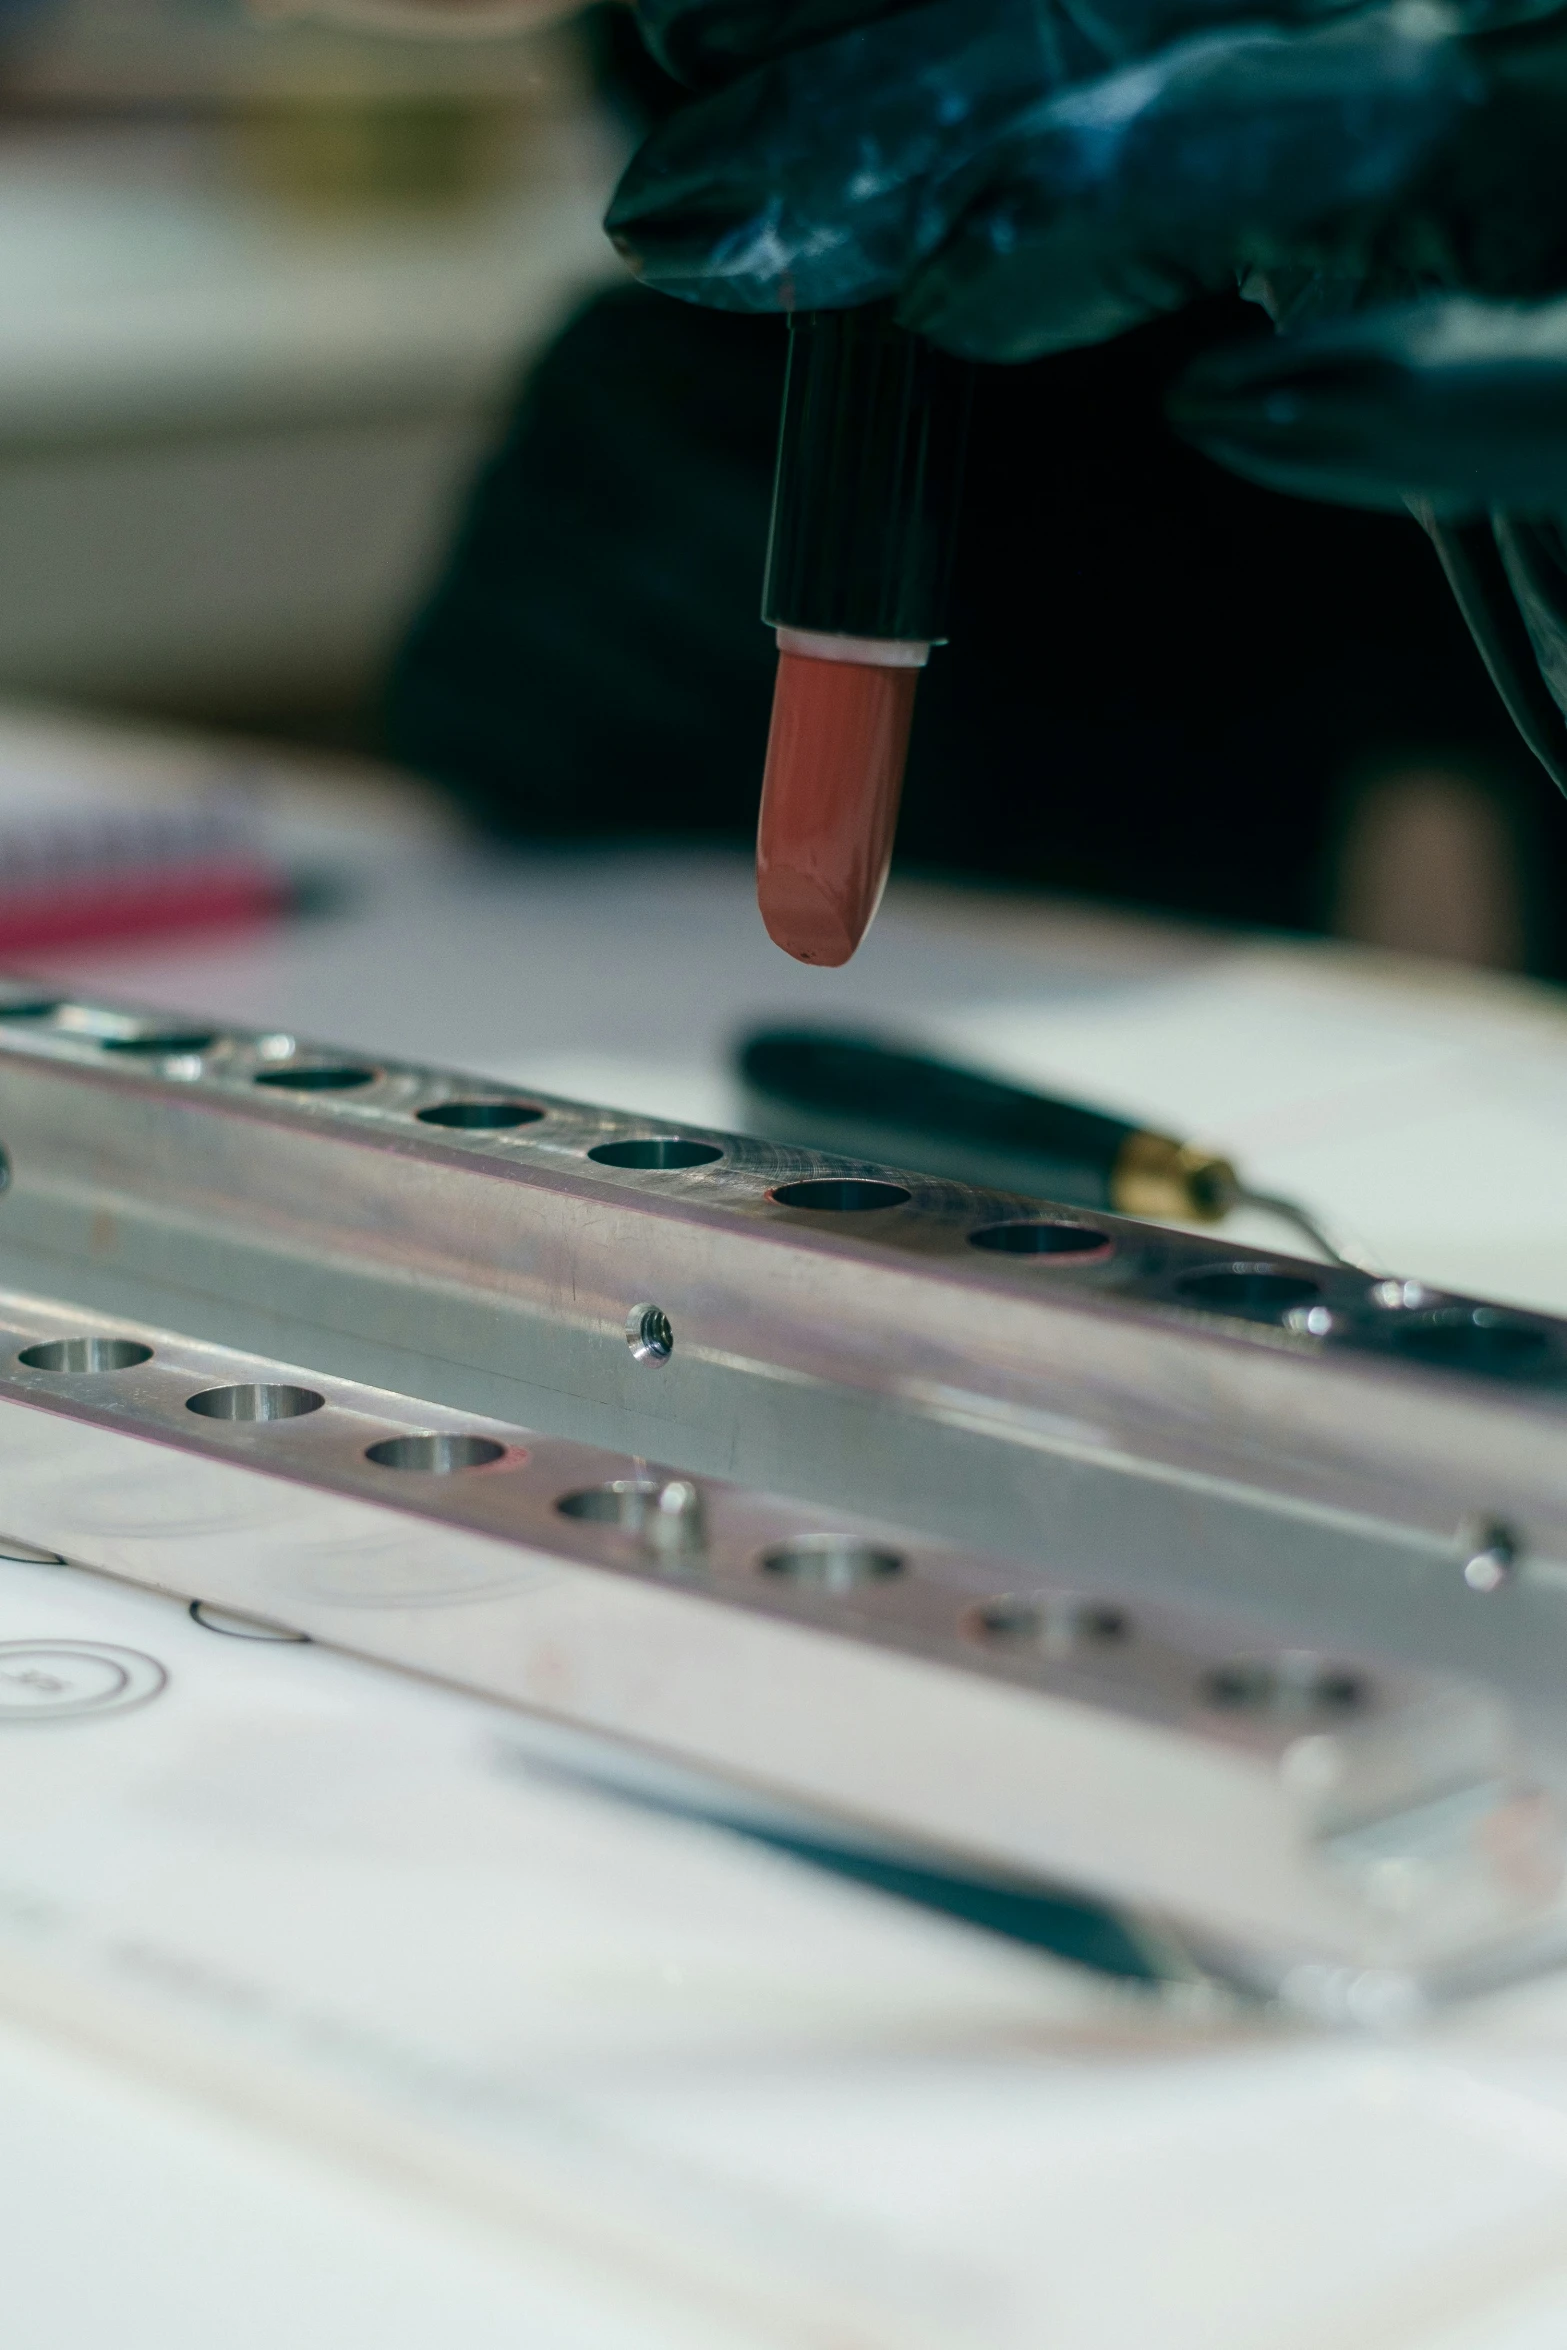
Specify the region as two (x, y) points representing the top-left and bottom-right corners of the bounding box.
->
(737, 1026), (1360, 1266)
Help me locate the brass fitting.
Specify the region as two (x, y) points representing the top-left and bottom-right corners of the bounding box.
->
(1111, 1131), (1238, 1224)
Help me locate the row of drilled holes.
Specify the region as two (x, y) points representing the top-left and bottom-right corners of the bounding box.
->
(570, 1491), (1370, 1716)
(1, 1016), (1370, 1297)
(6, 1002), (1549, 1361)
(18, 1339), (509, 1472)
(0, 998), (1122, 1258)
(0, 1020), (1493, 1339)
(12, 1334), (1373, 1721)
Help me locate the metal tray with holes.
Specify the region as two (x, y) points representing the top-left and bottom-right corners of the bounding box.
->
(0, 984), (1559, 1692)
(0, 1280), (1558, 2017)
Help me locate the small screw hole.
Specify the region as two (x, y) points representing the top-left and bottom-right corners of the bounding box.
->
(627, 1305), (674, 1364)
(1462, 1518), (1519, 1593)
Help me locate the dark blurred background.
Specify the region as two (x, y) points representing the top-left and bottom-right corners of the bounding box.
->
(0, 0), (1553, 975)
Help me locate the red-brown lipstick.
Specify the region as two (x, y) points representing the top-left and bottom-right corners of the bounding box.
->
(757, 306), (972, 967)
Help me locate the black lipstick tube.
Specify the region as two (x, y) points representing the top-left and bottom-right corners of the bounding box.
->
(754, 306), (974, 964)
(763, 303), (974, 646)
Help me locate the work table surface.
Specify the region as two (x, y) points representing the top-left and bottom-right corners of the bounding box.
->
(2, 700), (1567, 2350)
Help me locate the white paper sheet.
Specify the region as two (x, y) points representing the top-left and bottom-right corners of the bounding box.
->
(9, 1543), (1567, 2349)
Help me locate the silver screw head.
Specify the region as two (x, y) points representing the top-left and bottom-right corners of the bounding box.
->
(1461, 1519), (1519, 1593)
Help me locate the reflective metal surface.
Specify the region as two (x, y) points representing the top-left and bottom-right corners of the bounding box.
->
(0, 1281), (1555, 2004)
(0, 987), (1562, 1685)
(5, 986), (1567, 2006)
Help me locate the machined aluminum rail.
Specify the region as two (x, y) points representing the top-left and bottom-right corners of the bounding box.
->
(0, 981), (1561, 1721)
(0, 1283), (1556, 2011)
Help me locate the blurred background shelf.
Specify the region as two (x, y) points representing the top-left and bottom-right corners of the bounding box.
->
(0, 0), (620, 730)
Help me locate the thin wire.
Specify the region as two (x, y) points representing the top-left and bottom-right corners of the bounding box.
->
(1232, 1186), (1377, 1274)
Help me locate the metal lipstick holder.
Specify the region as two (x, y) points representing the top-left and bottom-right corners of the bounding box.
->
(0, 984), (1563, 2016)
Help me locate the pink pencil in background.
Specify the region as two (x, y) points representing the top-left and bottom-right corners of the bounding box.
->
(0, 790), (290, 952)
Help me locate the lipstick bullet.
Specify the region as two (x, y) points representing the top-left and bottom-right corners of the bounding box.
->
(757, 307), (972, 967)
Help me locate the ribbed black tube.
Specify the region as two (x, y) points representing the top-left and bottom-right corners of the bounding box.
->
(762, 306), (973, 642)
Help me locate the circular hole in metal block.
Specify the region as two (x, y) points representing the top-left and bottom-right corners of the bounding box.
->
(186, 1383), (325, 1423)
(1387, 1307), (1554, 1377)
(761, 1536), (904, 1591)
(556, 1479), (661, 1527)
(50, 1006), (194, 1046)
(364, 1433), (507, 1474)
(1073, 1602), (1130, 1644)
(971, 1597), (1130, 1647)
(18, 1337), (152, 1373)
(556, 1477), (705, 1558)
(771, 1177), (911, 1214)
(971, 1598), (1044, 1641)
(255, 1064), (378, 1092)
(416, 1100), (546, 1131)
(969, 1220), (1113, 1262)
(0, 997), (64, 1020)
(99, 1029), (218, 1056)
(1175, 1266), (1323, 1321)
(1202, 1656), (1368, 1717)
(626, 1305), (673, 1364)
(589, 1137), (724, 1170)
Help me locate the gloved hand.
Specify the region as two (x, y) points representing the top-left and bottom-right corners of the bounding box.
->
(611, 0), (1567, 792)
(1170, 288), (1567, 785)
(633, 0), (917, 85)
(607, 0), (1567, 360)
(1171, 291), (1567, 517)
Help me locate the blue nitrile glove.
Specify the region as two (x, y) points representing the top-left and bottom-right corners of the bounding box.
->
(606, 1), (1567, 360)
(607, 0), (1567, 781)
(1172, 293), (1567, 519)
(632, 0), (918, 86)
(1171, 288), (1567, 782)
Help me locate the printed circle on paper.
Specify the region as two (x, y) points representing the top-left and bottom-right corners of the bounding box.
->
(0, 1641), (166, 1722)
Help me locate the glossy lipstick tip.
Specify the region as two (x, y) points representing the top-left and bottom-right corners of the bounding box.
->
(756, 650), (919, 968)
